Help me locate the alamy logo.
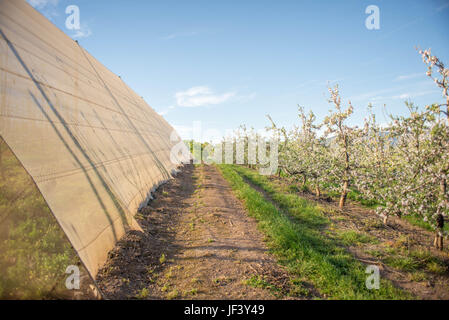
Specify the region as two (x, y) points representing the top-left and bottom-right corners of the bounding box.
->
(365, 265), (380, 290)
(65, 265), (80, 290)
(65, 5), (80, 31)
(365, 5), (380, 30)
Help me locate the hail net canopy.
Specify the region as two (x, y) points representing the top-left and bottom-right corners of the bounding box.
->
(0, 0), (189, 298)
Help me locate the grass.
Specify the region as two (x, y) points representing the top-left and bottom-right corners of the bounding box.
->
(218, 164), (411, 300)
(242, 275), (279, 295)
(242, 274), (302, 298)
(135, 287), (149, 299)
(183, 288), (198, 296)
(410, 271), (427, 282)
(0, 139), (83, 299)
(371, 242), (448, 275)
(336, 230), (379, 246)
(384, 256), (420, 272)
(166, 289), (179, 300)
(161, 284), (170, 292)
(402, 214), (449, 233)
(287, 184), (309, 194)
(427, 261), (447, 274)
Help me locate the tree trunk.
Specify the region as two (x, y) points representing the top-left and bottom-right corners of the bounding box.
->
(434, 233), (444, 250)
(315, 185), (321, 197)
(339, 180), (348, 209)
(435, 213), (444, 250)
(433, 179), (447, 250)
(441, 178), (447, 199)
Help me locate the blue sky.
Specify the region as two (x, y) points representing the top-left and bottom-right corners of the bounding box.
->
(28, 0), (449, 142)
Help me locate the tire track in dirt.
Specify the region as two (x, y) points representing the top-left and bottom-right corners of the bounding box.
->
(97, 164), (306, 299)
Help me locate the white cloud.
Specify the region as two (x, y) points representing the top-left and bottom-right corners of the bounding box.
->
(157, 105), (176, 116)
(348, 85), (440, 104)
(72, 23), (92, 39)
(394, 73), (423, 81)
(349, 87), (398, 102)
(326, 78), (345, 84)
(172, 125), (193, 140)
(235, 92), (257, 102)
(394, 93), (411, 100)
(363, 90), (438, 102)
(437, 3), (449, 11)
(392, 90), (438, 100)
(296, 79), (320, 89)
(28, 0), (58, 9)
(28, 0), (92, 38)
(175, 86), (235, 107)
(27, 0), (59, 20)
(163, 31), (199, 40)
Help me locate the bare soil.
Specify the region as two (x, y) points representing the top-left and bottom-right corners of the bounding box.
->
(96, 165), (308, 300)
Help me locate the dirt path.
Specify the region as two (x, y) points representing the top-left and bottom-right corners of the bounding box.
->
(96, 165), (303, 300)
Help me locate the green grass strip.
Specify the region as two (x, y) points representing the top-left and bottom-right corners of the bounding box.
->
(218, 164), (411, 300)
